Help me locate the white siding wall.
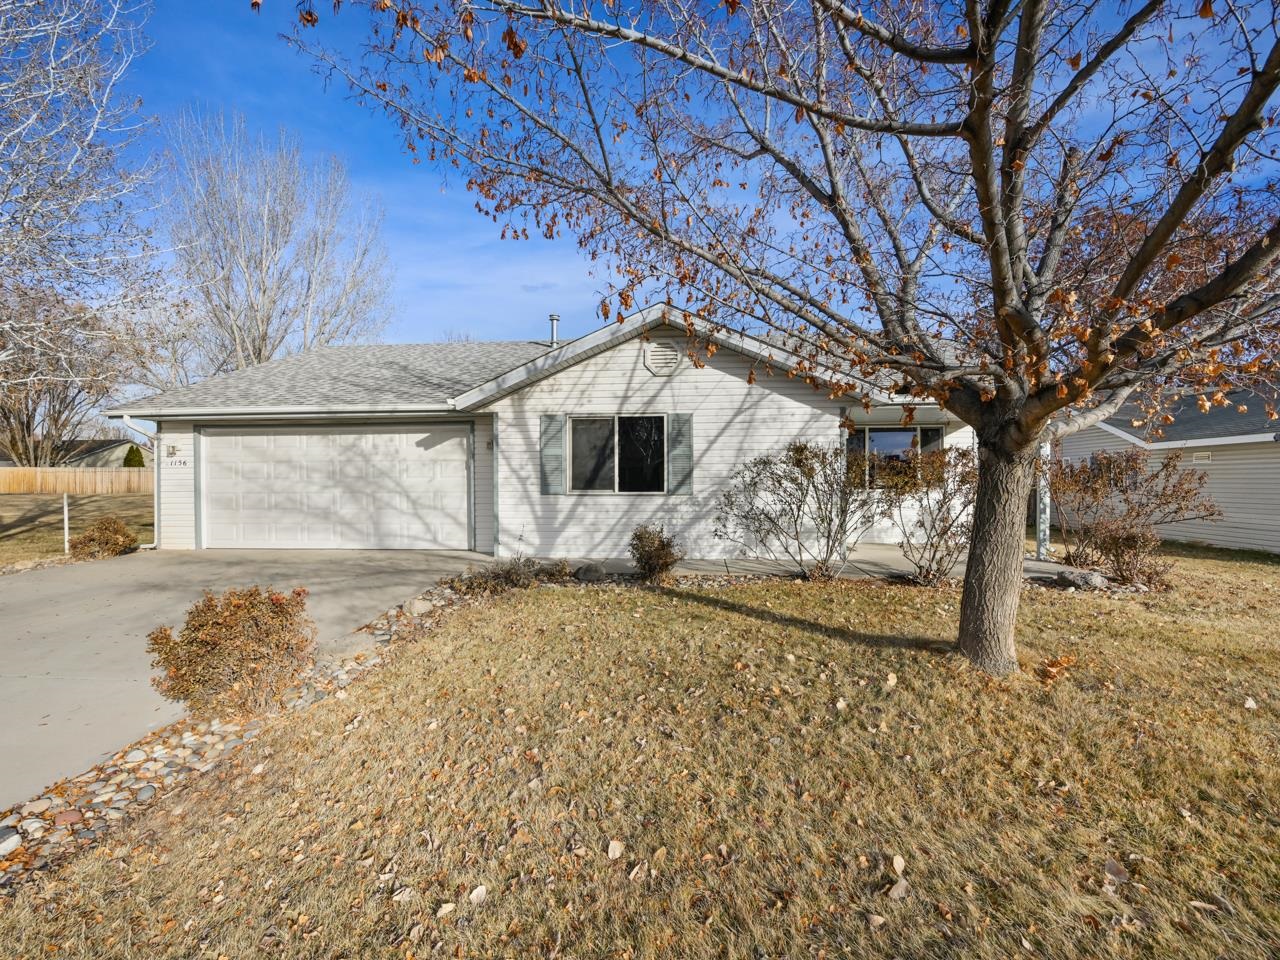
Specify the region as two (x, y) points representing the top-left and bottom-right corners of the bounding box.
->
(486, 331), (967, 559)
(157, 421), (197, 549)
(1056, 424), (1280, 554)
(472, 416), (495, 553)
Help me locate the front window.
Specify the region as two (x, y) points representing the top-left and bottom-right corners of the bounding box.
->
(570, 415), (666, 493)
(847, 425), (948, 485)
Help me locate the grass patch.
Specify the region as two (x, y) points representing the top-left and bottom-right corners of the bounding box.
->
(2, 553), (1278, 958)
(0, 494), (153, 565)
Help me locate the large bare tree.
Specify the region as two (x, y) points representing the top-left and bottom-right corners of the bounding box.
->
(273, 0), (1280, 673)
(0, 0), (153, 385)
(161, 111), (391, 377)
(0, 289), (136, 465)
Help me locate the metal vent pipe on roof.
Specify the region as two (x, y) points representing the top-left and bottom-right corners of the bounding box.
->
(549, 313), (560, 347)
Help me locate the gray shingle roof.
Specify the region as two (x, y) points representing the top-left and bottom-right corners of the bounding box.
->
(112, 341), (551, 417)
(1105, 385), (1280, 442)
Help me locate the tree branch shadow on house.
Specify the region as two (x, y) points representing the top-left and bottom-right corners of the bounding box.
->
(653, 584), (955, 656)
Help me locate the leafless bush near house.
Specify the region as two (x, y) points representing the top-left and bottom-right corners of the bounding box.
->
(442, 556), (574, 596)
(714, 442), (884, 580)
(629, 523), (684, 584)
(878, 448), (978, 586)
(68, 516), (139, 560)
(1050, 450), (1221, 587)
(148, 587), (316, 717)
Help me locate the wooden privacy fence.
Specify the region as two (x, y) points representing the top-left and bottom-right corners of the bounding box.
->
(0, 467), (154, 495)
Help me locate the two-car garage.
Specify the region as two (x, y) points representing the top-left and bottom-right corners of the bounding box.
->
(198, 423), (472, 550)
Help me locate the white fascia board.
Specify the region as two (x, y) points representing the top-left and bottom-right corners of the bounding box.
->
(451, 304), (897, 410)
(1091, 421), (1148, 446)
(105, 404), (457, 422)
(1091, 419), (1279, 449)
(1147, 432), (1280, 449)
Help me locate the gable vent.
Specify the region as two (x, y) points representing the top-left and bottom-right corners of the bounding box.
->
(1191, 451), (1212, 464)
(644, 340), (682, 376)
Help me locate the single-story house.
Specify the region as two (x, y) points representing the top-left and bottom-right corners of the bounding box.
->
(1056, 387), (1280, 555)
(107, 306), (973, 558)
(0, 438), (152, 469)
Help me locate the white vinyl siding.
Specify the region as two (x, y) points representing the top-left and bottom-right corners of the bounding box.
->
(156, 421), (197, 549)
(1157, 442), (1280, 553)
(486, 330), (968, 559)
(473, 417), (496, 553)
(1056, 424), (1280, 555)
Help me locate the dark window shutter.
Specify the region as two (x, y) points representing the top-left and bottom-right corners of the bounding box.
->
(539, 414), (565, 495)
(667, 413), (693, 495)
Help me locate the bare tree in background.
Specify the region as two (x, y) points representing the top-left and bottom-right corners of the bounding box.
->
(161, 111), (390, 377)
(0, 290), (136, 465)
(0, 0), (154, 384)
(269, 0), (1280, 674)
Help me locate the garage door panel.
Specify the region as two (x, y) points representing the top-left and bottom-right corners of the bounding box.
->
(203, 424), (471, 550)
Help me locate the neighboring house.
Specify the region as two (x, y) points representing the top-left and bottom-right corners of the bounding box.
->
(107, 306), (973, 558)
(0, 439), (152, 468)
(1057, 388), (1280, 555)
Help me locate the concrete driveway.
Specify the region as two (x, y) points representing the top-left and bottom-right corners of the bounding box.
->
(0, 549), (481, 809)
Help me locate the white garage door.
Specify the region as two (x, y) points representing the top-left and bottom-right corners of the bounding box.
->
(202, 424), (471, 549)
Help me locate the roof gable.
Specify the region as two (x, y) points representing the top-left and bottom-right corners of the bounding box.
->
(452, 305), (896, 410)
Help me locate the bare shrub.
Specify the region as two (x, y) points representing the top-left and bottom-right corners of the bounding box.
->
(878, 448), (978, 586)
(629, 524), (684, 584)
(442, 556), (574, 597)
(1050, 450), (1220, 587)
(148, 586), (316, 716)
(714, 442), (883, 580)
(68, 516), (139, 560)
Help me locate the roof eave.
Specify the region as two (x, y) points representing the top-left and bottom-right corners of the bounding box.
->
(105, 402), (459, 422)
(1094, 420), (1280, 448)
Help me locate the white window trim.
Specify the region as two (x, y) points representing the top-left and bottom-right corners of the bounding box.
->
(567, 413), (669, 495)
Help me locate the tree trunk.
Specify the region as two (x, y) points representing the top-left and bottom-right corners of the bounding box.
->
(957, 438), (1039, 675)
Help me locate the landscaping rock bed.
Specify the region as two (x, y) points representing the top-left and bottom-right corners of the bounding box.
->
(0, 579), (469, 892)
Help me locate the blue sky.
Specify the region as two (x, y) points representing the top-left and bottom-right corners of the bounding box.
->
(127, 2), (607, 344)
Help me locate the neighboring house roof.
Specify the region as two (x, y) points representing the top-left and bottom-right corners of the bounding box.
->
(108, 307), (906, 421)
(63, 439), (136, 463)
(1090, 386), (1280, 449)
(0, 439), (139, 466)
(108, 341), (552, 420)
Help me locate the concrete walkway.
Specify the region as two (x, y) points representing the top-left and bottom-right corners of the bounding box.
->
(0, 549), (481, 808)
(662, 542), (1066, 581)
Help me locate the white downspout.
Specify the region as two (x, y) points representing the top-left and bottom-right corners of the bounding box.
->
(124, 414), (159, 550)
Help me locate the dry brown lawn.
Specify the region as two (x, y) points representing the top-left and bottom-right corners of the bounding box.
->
(2, 548), (1277, 959)
(0, 494), (153, 565)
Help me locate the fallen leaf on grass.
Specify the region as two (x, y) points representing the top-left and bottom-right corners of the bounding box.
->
(436, 902), (456, 919)
(1244, 697), (1257, 710)
(887, 877), (909, 899)
(469, 885), (487, 905)
(607, 839), (625, 860)
(1187, 900), (1220, 913)
(1037, 655), (1077, 684)
(891, 854), (905, 877)
(867, 913), (886, 929)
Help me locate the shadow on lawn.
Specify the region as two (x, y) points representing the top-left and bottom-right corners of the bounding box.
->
(655, 585), (955, 656)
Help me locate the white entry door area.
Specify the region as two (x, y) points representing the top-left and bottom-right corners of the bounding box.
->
(201, 423), (471, 549)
